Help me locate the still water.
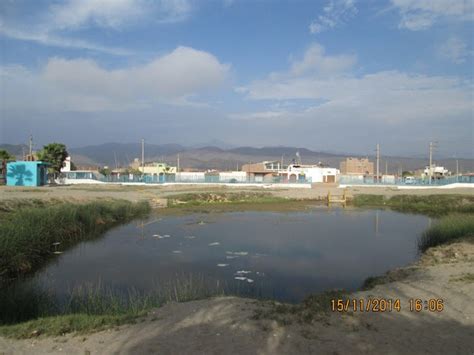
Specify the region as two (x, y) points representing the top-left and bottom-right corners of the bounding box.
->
(30, 208), (429, 302)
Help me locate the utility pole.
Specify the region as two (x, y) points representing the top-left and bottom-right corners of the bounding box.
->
(456, 159), (459, 176)
(376, 143), (380, 183)
(428, 141), (435, 185)
(29, 135), (33, 158)
(177, 154), (180, 173)
(141, 138), (145, 173)
(385, 160), (388, 175)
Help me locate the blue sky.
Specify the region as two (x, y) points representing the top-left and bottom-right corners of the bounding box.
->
(1, 0), (473, 157)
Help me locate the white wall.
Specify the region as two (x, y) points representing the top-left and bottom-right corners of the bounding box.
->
(176, 172), (205, 181)
(287, 165), (339, 183)
(219, 171), (247, 182)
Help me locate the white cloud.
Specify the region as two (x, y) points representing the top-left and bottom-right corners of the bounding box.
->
(309, 0), (358, 34)
(235, 44), (473, 127)
(1, 46), (230, 112)
(49, 0), (191, 30)
(391, 0), (473, 30)
(228, 110), (289, 121)
(0, 0), (192, 54)
(437, 37), (470, 64)
(236, 43), (356, 92)
(0, 27), (131, 56)
(289, 43), (356, 77)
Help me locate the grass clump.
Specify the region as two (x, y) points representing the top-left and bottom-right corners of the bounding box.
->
(254, 290), (346, 325)
(167, 192), (289, 207)
(0, 313), (143, 339)
(0, 200), (150, 280)
(450, 273), (474, 283)
(418, 214), (474, 252)
(353, 194), (474, 216)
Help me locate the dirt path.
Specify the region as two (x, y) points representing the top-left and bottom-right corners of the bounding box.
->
(1, 242), (472, 355)
(1, 184), (473, 204)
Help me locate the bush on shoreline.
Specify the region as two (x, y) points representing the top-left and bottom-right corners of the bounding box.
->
(167, 192), (290, 207)
(352, 194), (474, 216)
(0, 200), (150, 281)
(419, 214), (474, 252)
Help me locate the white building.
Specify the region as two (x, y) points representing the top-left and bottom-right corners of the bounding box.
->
(61, 156), (72, 172)
(423, 165), (450, 179)
(285, 164), (340, 183)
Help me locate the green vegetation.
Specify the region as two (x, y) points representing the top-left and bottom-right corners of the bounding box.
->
(37, 142), (68, 178)
(352, 194), (474, 216)
(253, 290), (346, 325)
(450, 273), (474, 283)
(0, 200), (150, 280)
(0, 275), (226, 338)
(167, 192), (292, 207)
(0, 313), (141, 339)
(0, 149), (14, 183)
(418, 214), (474, 252)
(0, 199), (55, 217)
(361, 267), (415, 290)
(0, 149), (14, 161)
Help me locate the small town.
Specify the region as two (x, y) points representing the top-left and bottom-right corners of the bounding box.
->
(2, 141), (472, 188)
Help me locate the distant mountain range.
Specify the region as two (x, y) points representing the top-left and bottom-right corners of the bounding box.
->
(1, 143), (473, 173)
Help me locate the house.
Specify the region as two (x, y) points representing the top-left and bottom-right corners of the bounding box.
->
(6, 161), (49, 186)
(139, 162), (177, 182)
(340, 158), (374, 176)
(422, 165), (450, 180)
(285, 164), (339, 183)
(60, 156), (72, 172)
(241, 161), (284, 182)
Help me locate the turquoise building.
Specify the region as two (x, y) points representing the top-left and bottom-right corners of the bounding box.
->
(6, 161), (49, 187)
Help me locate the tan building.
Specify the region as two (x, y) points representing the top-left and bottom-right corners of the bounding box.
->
(241, 161), (284, 182)
(340, 157), (374, 175)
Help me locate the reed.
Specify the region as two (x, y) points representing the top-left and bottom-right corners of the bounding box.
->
(0, 275), (228, 338)
(0, 200), (150, 280)
(418, 214), (474, 252)
(352, 194), (474, 216)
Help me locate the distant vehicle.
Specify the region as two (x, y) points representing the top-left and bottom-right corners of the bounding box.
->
(404, 176), (416, 184)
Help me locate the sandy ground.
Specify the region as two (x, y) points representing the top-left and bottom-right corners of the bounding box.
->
(1, 242), (473, 355)
(1, 183), (473, 205)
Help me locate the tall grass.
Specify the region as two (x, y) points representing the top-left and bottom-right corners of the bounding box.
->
(0, 200), (150, 280)
(0, 275), (228, 337)
(353, 194), (474, 216)
(418, 214), (474, 252)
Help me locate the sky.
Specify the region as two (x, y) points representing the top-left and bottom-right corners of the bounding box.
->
(0, 0), (473, 157)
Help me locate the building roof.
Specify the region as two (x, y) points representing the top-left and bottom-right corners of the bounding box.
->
(7, 160), (49, 166)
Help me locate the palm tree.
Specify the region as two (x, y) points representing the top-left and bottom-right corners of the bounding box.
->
(0, 150), (15, 184)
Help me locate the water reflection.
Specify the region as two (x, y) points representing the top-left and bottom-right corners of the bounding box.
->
(23, 208), (429, 303)
(375, 210), (380, 236)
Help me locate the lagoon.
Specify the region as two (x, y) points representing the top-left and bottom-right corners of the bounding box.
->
(25, 207), (429, 302)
